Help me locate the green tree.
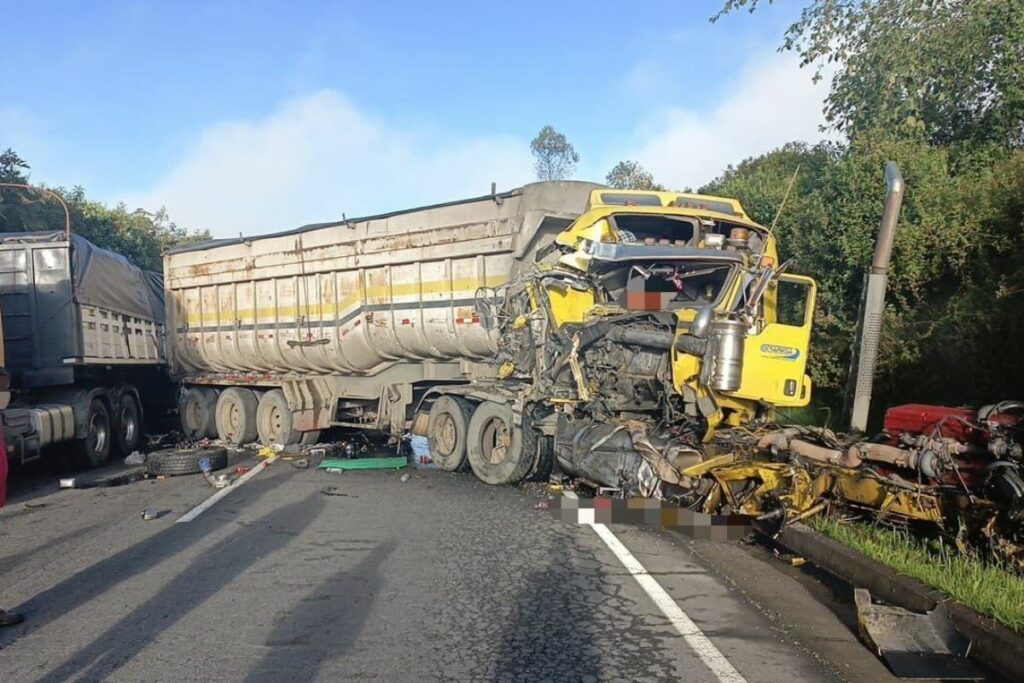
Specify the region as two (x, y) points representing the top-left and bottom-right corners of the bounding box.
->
(0, 148), (29, 182)
(530, 126), (579, 181)
(605, 160), (665, 190)
(714, 0), (1024, 147)
(0, 149), (210, 271)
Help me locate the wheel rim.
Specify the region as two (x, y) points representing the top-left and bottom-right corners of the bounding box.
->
(435, 413), (458, 456)
(89, 412), (108, 454)
(481, 417), (510, 465)
(186, 400), (201, 430)
(261, 403), (284, 442)
(227, 401), (241, 435)
(121, 406), (137, 444)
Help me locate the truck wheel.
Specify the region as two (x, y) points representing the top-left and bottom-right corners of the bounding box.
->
(466, 401), (535, 485)
(256, 389), (302, 446)
(73, 398), (112, 468)
(216, 388), (259, 445)
(427, 395), (473, 471)
(114, 392), (143, 456)
(527, 435), (555, 482)
(147, 447), (228, 476)
(180, 387), (218, 439)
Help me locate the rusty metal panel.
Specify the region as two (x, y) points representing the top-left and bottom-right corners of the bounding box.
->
(164, 181), (600, 380)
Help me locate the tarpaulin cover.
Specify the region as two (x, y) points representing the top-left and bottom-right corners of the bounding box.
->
(70, 234), (165, 322)
(0, 231), (164, 323)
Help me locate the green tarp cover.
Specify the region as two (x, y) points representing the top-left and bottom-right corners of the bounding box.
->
(317, 457), (408, 471)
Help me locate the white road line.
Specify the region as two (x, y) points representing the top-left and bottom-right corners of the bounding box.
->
(565, 492), (747, 683)
(176, 456), (278, 524)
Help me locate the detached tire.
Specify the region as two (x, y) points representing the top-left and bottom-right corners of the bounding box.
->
(72, 398), (112, 469)
(427, 395), (473, 471)
(146, 447), (228, 476)
(527, 435), (554, 482)
(466, 401), (535, 485)
(180, 387), (218, 439)
(215, 388), (259, 445)
(114, 392), (143, 457)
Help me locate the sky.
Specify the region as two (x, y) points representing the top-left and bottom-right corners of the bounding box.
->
(1, 0), (834, 238)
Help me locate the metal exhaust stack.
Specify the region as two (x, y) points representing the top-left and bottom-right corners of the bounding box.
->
(848, 161), (905, 433)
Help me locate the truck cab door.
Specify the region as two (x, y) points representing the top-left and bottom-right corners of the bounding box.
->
(729, 274), (816, 407)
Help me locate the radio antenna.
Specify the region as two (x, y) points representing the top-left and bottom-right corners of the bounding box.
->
(767, 165), (800, 241)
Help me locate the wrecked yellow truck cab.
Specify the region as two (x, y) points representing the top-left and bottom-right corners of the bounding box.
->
(467, 187), (818, 492)
(165, 181), (817, 493)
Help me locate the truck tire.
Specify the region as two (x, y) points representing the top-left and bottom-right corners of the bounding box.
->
(146, 447), (228, 476)
(72, 398), (112, 468)
(180, 387), (218, 439)
(527, 435), (555, 482)
(466, 401), (535, 485)
(114, 391), (143, 457)
(427, 395), (473, 471)
(256, 389), (302, 446)
(216, 388), (259, 445)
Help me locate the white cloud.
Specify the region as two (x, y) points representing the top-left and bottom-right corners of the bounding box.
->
(122, 90), (533, 237)
(615, 51), (837, 191)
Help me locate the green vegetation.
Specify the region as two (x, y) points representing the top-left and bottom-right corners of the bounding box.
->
(812, 517), (1024, 633)
(0, 148), (210, 271)
(704, 1), (1024, 417)
(606, 160), (664, 191)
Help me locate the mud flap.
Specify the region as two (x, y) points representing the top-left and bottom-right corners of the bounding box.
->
(854, 588), (982, 680)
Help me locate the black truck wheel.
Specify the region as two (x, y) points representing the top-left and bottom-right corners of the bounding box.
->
(72, 398), (112, 468)
(146, 447), (228, 476)
(526, 435), (555, 482)
(114, 391), (143, 457)
(180, 387), (218, 439)
(466, 401), (535, 485)
(427, 395), (473, 471)
(215, 388), (259, 445)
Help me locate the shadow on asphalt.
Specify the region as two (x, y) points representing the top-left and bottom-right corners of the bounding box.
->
(243, 539), (397, 682)
(0, 472), (283, 648)
(492, 556), (605, 683)
(35, 488), (325, 683)
(0, 523), (104, 572)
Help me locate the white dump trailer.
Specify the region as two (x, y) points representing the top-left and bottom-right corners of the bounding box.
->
(164, 181), (602, 447)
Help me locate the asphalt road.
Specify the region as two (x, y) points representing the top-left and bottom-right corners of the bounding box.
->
(0, 454), (929, 682)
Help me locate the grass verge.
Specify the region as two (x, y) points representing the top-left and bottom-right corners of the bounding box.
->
(810, 516), (1024, 634)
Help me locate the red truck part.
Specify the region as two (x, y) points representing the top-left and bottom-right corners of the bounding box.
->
(884, 404), (977, 441)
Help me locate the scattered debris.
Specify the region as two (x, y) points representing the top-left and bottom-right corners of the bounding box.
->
(400, 473), (411, 482)
(854, 588), (982, 680)
(124, 451), (146, 466)
(319, 486), (351, 497)
(59, 469), (147, 490)
(141, 506), (160, 521)
(291, 458), (309, 470)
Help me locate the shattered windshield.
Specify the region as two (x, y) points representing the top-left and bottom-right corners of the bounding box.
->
(595, 261), (735, 311)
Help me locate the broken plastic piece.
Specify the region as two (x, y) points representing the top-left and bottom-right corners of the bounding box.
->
(854, 588), (982, 680)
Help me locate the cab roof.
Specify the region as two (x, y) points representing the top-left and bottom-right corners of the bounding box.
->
(587, 189), (753, 223)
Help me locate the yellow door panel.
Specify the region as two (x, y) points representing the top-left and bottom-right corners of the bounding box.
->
(728, 274), (816, 407)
